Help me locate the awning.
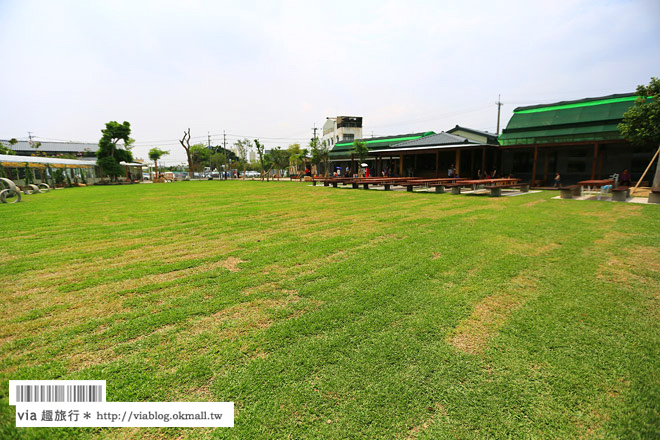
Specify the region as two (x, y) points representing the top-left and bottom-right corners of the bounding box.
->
(371, 143), (489, 154)
(0, 154), (97, 168)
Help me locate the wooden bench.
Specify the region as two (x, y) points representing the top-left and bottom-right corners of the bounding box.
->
(611, 186), (629, 202)
(441, 183), (463, 194)
(649, 187), (660, 204)
(484, 184), (528, 197)
(559, 185), (580, 199)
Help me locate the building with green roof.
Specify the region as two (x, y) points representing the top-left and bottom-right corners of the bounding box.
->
(329, 131), (435, 175)
(498, 93), (655, 186)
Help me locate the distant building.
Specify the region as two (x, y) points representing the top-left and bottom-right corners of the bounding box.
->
(447, 125), (499, 145)
(249, 150), (257, 163)
(321, 116), (363, 149)
(2, 140), (98, 158)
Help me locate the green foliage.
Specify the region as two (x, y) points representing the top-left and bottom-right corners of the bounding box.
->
(210, 152), (227, 171)
(23, 163), (34, 185)
(148, 148), (169, 162)
(97, 156), (124, 178)
(45, 164), (55, 187)
(267, 147), (289, 174)
(53, 168), (65, 184)
(618, 77), (660, 146)
(97, 121), (134, 179)
(0, 139), (16, 155)
(234, 138), (251, 162)
(80, 169), (87, 185)
(352, 140), (369, 162)
(190, 144), (211, 172)
(255, 139), (266, 179)
(65, 170), (72, 187)
(0, 164), (6, 178)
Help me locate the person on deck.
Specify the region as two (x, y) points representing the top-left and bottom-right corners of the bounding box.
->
(619, 169), (631, 186)
(365, 167), (370, 178)
(553, 172), (561, 188)
(448, 164), (455, 177)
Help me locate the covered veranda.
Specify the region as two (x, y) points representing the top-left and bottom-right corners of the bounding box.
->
(0, 154), (97, 186)
(370, 132), (496, 178)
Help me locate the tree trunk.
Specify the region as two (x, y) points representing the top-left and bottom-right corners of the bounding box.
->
(154, 160), (158, 181)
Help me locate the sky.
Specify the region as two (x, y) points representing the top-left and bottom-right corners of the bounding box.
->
(1, 0), (658, 164)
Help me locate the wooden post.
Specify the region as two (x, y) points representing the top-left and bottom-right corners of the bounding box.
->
(591, 142), (599, 180)
(455, 149), (461, 176)
(531, 145), (538, 187)
(400, 155), (404, 177)
(435, 150), (439, 178)
(543, 148), (549, 185)
(351, 154), (355, 177)
(470, 149), (475, 177)
(379, 156), (382, 176)
(598, 148), (604, 179)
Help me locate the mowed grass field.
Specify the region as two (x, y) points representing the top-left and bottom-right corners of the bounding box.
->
(1, 181), (659, 439)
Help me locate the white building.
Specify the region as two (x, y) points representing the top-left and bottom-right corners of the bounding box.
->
(321, 116), (363, 149)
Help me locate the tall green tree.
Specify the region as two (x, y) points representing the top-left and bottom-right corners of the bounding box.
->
(148, 148), (169, 180)
(352, 140), (369, 176)
(618, 77), (660, 187)
(96, 121), (134, 180)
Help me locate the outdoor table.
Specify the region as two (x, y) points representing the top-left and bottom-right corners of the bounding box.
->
(458, 178), (521, 189)
(577, 179), (615, 199)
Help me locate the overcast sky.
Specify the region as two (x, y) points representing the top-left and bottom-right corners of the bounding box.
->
(1, 0), (658, 164)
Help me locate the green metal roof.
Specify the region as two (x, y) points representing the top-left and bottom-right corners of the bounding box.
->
(499, 93), (640, 146)
(329, 131), (435, 158)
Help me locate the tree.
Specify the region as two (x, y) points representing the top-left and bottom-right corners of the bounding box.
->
(320, 140), (331, 177)
(148, 148), (169, 180)
(179, 128), (194, 177)
(234, 138), (252, 178)
(618, 77), (660, 187)
(96, 121), (134, 181)
(0, 138), (17, 155)
(352, 140), (369, 176)
(190, 144), (210, 172)
(268, 147), (290, 179)
(309, 137), (321, 176)
(254, 139), (266, 180)
(210, 151), (227, 175)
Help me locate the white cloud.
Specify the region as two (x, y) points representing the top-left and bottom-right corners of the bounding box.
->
(0, 0), (658, 162)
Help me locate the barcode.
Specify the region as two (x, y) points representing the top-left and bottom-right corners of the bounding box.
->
(14, 385), (104, 403)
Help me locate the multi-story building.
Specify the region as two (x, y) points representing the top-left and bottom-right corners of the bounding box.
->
(321, 116), (363, 149)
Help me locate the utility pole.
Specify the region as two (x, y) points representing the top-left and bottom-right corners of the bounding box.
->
(496, 95), (503, 135)
(207, 131), (211, 148)
(312, 124), (318, 141)
(28, 131), (34, 147)
(223, 130), (227, 150)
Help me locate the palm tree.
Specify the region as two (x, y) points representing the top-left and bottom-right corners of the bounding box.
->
(149, 148), (169, 181)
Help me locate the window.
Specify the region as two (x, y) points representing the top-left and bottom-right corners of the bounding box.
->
(342, 134), (354, 142)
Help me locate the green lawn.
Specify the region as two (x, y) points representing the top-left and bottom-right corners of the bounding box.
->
(1, 181), (659, 439)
